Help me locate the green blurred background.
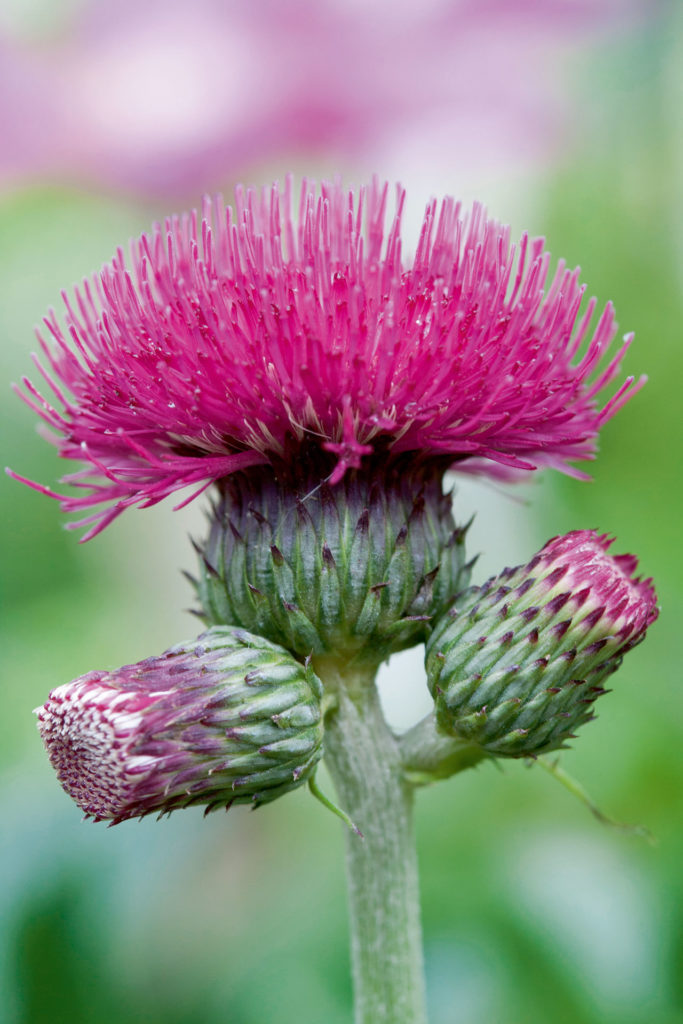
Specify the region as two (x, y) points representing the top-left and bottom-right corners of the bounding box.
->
(1, 3), (681, 1023)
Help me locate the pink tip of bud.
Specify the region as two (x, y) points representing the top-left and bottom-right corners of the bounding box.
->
(535, 530), (658, 640)
(36, 676), (167, 820)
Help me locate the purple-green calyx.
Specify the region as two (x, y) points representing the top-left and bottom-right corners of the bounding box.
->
(36, 627), (324, 822)
(197, 459), (471, 670)
(426, 530), (658, 758)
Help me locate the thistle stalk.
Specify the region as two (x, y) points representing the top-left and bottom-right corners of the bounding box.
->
(319, 665), (427, 1024)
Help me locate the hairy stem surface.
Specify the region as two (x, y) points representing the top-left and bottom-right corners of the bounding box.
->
(400, 711), (490, 783)
(321, 671), (427, 1024)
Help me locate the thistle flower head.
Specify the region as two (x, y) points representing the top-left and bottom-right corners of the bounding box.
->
(12, 178), (641, 538)
(426, 530), (658, 757)
(36, 627), (324, 822)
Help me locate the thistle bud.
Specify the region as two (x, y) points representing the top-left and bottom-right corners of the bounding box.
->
(36, 627), (324, 822)
(197, 460), (470, 669)
(426, 530), (658, 757)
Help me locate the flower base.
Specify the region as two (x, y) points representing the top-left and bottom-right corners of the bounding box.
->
(197, 456), (471, 669)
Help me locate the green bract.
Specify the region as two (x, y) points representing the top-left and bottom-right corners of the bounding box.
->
(197, 463), (471, 669)
(426, 531), (657, 757)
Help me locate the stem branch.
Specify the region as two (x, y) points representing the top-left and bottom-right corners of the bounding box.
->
(400, 711), (490, 783)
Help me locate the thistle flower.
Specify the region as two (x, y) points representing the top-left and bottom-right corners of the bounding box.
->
(426, 530), (658, 757)
(11, 178), (641, 539)
(36, 626), (324, 822)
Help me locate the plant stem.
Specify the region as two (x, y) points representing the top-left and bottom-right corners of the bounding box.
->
(320, 671), (428, 1024)
(400, 711), (490, 783)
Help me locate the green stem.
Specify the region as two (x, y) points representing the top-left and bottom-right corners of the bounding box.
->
(320, 670), (428, 1024)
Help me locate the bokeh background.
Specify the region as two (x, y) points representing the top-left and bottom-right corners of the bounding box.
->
(1, 1), (681, 1022)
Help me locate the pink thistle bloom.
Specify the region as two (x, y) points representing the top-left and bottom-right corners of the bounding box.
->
(11, 179), (642, 538)
(35, 627), (324, 822)
(427, 529), (658, 756)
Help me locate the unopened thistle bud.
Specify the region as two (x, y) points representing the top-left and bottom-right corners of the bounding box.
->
(36, 627), (324, 822)
(426, 531), (658, 757)
(197, 459), (470, 669)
